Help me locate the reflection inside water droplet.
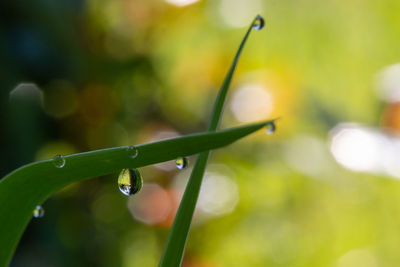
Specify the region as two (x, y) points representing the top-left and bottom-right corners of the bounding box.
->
(126, 145), (139, 159)
(266, 122), (276, 135)
(52, 155), (65, 168)
(253, 15), (265, 30)
(118, 168), (143, 196)
(175, 157), (188, 170)
(33, 205), (45, 218)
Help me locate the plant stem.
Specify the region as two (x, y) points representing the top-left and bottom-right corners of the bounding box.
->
(159, 15), (262, 267)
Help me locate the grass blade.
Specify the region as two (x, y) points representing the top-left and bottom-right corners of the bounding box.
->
(208, 16), (261, 131)
(0, 120), (271, 266)
(159, 15), (265, 267)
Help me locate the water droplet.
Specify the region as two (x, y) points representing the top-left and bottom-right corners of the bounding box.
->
(52, 155), (65, 168)
(118, 168), (143, 196)
(33, 205), (45, 218)
(126, 145), (139, 159)
(266, 122), (276, 135)
(253, 15), (265, 30)
(176, 157), (189, 170)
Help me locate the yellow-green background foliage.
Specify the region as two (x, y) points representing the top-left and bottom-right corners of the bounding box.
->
(1, 0), (400, 266)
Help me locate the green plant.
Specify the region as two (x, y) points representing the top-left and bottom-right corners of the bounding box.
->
(159, 15), (266, 267)
(0, 15), (271, 267)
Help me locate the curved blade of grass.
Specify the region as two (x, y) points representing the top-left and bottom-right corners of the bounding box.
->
(159, 15), (265, 267)
(0, 120), (271, 267)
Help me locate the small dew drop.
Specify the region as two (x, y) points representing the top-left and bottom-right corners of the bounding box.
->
(52, 155), (65, 168)
(126, 145), (139, 159)
(266, 122), (276, 135)
(118, 168), (143, 196)
(253, 15), (265, 30)
(175, 157), (189, 170)
(33, 205), (45, 218)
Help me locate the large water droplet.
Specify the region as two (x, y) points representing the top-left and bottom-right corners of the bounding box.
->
(52, 155), (65, 168)
(266, 122), (276, 135)
(118, 168), (143, 196)
(253, 15), (265, 30)
(33, 205), (45, 218)
(126, 145), (139, 159)
(175, 157), (188, 170)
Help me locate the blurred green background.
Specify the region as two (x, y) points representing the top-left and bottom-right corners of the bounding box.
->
(1, 0), (400, 266)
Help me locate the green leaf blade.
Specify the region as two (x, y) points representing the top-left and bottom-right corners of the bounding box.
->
(160, 151), (210, 267)
(207, 17), (258, 131)
(159, 15), (264, 267)
(0, 120), (270, 267)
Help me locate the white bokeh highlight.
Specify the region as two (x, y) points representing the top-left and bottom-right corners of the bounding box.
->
(230, 83), (273, 123)
(284, 135), (335, 178)
(9, 82), (43, 104)
(376, 63), (400, 102)
(173, 165), (239, 218)
(197, 171), (239, 216)
(330, 123), (400, 179)
(219, 0), (264, 28)
(165, 0), (200, 7)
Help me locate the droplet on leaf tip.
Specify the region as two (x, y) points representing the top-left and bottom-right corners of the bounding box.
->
(266, 122), (276, 135)
(253, 15), (265, 30)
